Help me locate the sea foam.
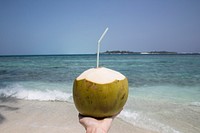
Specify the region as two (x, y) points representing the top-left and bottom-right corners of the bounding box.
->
(189, 102), (200, 107)
(119, 110), (181, 133)
(0, 83), (73, 102)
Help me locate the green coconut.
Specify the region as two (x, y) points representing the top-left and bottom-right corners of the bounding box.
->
(73, 67), (128, 118)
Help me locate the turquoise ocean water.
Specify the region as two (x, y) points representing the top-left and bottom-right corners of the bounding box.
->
(0, 54), (200, 133)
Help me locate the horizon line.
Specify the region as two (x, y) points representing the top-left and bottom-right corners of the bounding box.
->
(0, 52), (200, 57)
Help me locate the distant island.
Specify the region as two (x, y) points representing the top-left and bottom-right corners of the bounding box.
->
(102, 50), (140, 54)
(101, 50), (200, 55)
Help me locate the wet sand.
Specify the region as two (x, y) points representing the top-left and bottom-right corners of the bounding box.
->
(0, 97), (157, 133)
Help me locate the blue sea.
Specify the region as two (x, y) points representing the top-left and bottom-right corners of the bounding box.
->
(0, 54), (200, 133)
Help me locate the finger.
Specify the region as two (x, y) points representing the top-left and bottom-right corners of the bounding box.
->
(78, 113), (84, 120)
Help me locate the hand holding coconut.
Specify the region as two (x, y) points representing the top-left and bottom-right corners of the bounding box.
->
(79, 114), (114, 133)
(73, 28), (128, 132)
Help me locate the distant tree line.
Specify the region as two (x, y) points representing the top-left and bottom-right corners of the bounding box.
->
(102, 50), (140, 54)
(101, 50), (200, 55)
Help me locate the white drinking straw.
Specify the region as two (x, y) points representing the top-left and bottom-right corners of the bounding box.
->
(97, 27), (109, 68)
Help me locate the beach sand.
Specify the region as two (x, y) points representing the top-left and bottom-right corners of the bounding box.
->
(0, 97), (157, 133)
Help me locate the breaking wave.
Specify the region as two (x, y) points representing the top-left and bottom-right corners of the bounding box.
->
(0, 83), (73, 102)
(118, 110), (181, 133)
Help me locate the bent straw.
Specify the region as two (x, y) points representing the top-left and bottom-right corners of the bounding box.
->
(97, 27), (109, 68)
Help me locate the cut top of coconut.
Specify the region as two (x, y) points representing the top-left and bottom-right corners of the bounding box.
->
(76, 67), (126, 84)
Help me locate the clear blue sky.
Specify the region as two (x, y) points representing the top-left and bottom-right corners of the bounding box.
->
(0, 0), (200, 55)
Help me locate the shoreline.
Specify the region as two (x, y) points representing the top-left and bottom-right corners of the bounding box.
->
(0, 98), (157, 133)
